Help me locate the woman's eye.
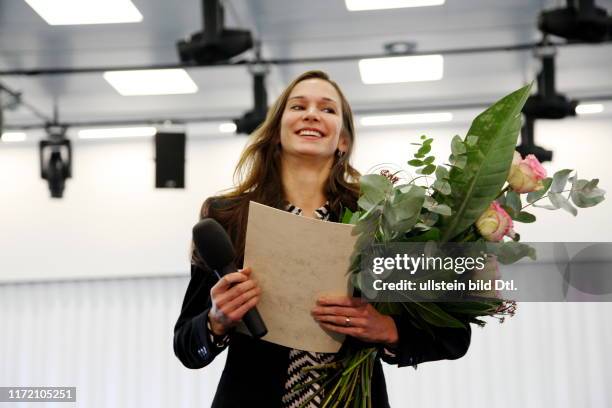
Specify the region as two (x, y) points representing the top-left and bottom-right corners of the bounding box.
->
(323, 107), (336, 114)
(290, 105), (304, 111)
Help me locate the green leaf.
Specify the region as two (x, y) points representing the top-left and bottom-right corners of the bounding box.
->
(408, 159), (423, 166)
(440, 83), (533, 242)
(449, 154), (467, 169)
(549, 192), (577, 216)
(417, 144), (432, 156)
(411, 302), (467, 328)
(489, 241), (537, 264)
(420, 164), (436, 175)
(466, 135), (479, 146)
(526, 178), (552, 203)
(435, 165), (449, 180)
(341, 208), (354, 224)
(550, 169), (573, 194)
(451, 135), (466, 155)
(423, 156), (436, 164)
(505, 191), (522, 215)
(383, 185), (426, 231)
(432, 179), (451, 195)
(570, 179), (606, 208)
(358, 174), (393, 211)
(515, 211), (536, 223)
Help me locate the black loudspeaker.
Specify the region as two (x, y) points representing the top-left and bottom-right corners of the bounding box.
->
(155, 132), (186, 188)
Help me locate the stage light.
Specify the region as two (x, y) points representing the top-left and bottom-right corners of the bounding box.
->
(78, 126), (157, 139)
(234, 66), (268, 135)
(360, 112), (452, 126)
(1, 132), (27, 142)
(346, 0), (445, 11)
(103, 69), (198, 96)
(358, 55), (444, 84)
(24, 0), (143, 25)
(538, 0), (611, 43)
(39, 126), (72, 198)
(177, 0), (253, 65)
(576, 103), (604, 115)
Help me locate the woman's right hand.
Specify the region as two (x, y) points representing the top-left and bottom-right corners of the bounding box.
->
(208, 267), (261, 336)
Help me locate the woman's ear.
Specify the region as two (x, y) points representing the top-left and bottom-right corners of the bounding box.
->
(337, 133), (349, 154)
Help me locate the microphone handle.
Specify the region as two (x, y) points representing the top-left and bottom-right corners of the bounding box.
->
(217, 262), (268, 338)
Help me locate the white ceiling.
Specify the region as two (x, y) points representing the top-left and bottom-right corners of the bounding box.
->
(1, 0), (611, 129)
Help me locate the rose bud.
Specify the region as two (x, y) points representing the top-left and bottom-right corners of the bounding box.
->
(476, 201), (516, 242)
(507, 151), (547, 193)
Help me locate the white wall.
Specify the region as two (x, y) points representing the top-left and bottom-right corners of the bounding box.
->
(1, 116), (611, 282)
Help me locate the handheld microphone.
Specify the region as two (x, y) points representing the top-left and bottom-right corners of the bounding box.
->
(193, 218), (268, 338)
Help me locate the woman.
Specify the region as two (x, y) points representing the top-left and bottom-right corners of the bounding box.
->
(174, 70), (471, 407)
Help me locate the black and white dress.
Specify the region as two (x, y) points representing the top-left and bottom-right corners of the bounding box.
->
(281, 201), (336, 408)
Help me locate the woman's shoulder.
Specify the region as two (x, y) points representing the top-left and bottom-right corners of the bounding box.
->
(200, 194), (247, 217)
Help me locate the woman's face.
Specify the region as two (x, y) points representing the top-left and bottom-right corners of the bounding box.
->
(279, 78), (347, 160)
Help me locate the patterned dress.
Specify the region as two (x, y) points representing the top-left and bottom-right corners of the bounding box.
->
(281, 201), (336, 408)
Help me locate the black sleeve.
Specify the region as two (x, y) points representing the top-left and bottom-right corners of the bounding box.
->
(379, 314), (472, 368)
(173, 263), (228, 369)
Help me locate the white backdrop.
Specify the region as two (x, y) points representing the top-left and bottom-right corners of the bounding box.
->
(1, 115), (612, 407)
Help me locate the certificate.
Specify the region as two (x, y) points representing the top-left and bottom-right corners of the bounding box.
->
(239, 201), (357, 353)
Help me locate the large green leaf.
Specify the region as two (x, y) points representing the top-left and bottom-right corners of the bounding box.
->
(440, 83), (532, 242)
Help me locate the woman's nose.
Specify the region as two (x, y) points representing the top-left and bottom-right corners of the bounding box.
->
(302, 106), (320, 121)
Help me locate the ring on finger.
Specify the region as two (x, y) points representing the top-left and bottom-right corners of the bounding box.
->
(345, 316), (351, 327)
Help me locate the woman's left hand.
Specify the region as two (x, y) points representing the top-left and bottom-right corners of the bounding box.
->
(311, 296), (398, 345)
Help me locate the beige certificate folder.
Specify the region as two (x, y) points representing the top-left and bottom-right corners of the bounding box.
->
(241, 201), (357, 353)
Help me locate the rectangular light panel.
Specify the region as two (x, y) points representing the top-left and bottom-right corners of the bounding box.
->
(346, 0), (445, 11)
(103, 69), (198, 96)
(360, 112), (452, 126)
(24, 0), (143, 25)
(1, 132), (27, 142)
(78, 127), (157, 139)
(359, 55), (444, 84)
(576, 104), (604, 115)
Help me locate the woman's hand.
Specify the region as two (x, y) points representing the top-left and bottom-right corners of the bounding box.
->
(311, 296), (398, 345)
(208, 267), (261, 336)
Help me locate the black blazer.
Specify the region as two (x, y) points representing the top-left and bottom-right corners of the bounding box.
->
(173, 198), (472, 407)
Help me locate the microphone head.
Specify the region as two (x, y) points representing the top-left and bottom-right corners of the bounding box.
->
(192, 218), (235, 270)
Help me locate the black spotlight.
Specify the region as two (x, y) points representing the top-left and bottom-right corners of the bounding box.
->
(517, 116), (554, 163)
(522, 47), (579, 120)
(234, 65), (268, 135)
(177, 0), (253, 64)
(39, 125), (72, 198)
(538, 0), (612, 43)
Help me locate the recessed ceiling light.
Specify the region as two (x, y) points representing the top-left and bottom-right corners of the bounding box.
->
(576, 103), (604, 115)
(1, 132), (27, 142)
(103, 69), (199, 96)
(78, 127), (157, 139)
(24, 0), (143, 25)
(359, 55), (444, 84)
(219, 123), (237, 133)
(346, 0), (445, 11)
(360, 112), (453, 126)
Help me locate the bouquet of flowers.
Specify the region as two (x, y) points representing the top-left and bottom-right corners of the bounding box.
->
(294, 83), (606, 407)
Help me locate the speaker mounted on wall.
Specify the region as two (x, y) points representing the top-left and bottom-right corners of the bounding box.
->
(155, 132), (186, 189)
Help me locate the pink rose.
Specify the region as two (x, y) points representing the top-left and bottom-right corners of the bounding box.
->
(507, 151), (547, 193)
(476, 202), (516, 242)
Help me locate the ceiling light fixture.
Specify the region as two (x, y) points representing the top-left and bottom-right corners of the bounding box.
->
(346, 0), (445, 11)
(78, 126), (157, 139)
(358, 55), (444, 84)
(103, 69), (198, 96)
(1, 132), (27, 142)
(575, 103), (604, 115)
(24, 0), (143, 25)
(219, 122), (237, 133)
(360, 112), (452, 126)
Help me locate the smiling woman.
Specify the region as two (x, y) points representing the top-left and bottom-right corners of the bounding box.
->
(173, 70), (471, 408)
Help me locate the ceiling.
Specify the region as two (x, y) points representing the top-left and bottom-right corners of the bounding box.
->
(1, 0), (612, 132)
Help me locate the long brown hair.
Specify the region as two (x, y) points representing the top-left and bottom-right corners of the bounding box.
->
(193, 70), (360, 268)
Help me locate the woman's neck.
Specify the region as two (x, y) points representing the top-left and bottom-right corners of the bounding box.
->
(281, 154), (332, 218)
